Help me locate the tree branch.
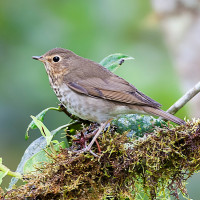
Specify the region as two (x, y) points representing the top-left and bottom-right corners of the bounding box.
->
(167, 82), (200, 115)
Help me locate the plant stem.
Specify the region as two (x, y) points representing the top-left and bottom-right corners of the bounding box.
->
(0, 163), (22, 179)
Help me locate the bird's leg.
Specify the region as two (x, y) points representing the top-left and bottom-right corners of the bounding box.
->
(83, 128), (101, 153)
(85, 122), (106, 151)
(73, 119), (111, 156)
(86, 119), (112, 152)
(73, 131), (101, 152)
(95, 139), (101, 153)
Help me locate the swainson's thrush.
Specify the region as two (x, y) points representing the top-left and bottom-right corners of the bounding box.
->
(32, 48), (185, 126)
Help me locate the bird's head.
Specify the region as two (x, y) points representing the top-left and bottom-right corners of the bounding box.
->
(32, 48), (75, 74)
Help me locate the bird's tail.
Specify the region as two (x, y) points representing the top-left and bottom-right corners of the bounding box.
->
(143, 106), (185, 125)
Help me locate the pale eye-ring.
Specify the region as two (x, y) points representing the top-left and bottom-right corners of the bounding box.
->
(53, 56), (60, 62)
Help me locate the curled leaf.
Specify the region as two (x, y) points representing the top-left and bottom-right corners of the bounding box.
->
(25, 107), (59, 140)
(99, 53), (134, 72)
(30, 116), (52, 146)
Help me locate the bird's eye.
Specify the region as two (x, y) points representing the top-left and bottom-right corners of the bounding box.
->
(53, 56), (60, 62)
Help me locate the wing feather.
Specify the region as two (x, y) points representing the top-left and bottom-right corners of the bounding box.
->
(67, 76), (161, 107)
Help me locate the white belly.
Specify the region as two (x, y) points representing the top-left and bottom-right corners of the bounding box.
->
(52, 84), (146, 123)
(53, 84), (114, 123)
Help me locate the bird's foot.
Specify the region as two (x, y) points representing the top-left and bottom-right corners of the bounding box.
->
(73, 131), (101, 153)
(72, 145), (99, 157)
(73, 119), (112, 156)
(72, 129), (101, 157)
(73, 132), (89, 149)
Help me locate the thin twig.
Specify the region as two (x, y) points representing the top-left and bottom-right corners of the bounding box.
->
(167, 81), (200, 115)
(58, 104), (79, 120)
(59, 104), (90, 124)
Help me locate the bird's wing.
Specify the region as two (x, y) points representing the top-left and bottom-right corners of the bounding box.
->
(67, 75), (161, 107)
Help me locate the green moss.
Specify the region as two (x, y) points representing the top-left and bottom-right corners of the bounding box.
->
(3, 120), (200, 200)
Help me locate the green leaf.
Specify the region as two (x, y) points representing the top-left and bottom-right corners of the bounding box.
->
(9, 123), (70, 189)
(23, 148), (51, 174)
(25, 107), (59, 140)
(99, 53), (134, 72)
(0, 158), (8, 185)
(30, 116), (53, 146)
(0, 171), (7, 185)
(23, 141), (66, 174)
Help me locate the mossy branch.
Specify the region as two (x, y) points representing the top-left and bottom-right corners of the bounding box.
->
(2, 119), (200, 200)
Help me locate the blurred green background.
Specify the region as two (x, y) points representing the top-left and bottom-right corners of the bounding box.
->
(0, 0), (198, 199)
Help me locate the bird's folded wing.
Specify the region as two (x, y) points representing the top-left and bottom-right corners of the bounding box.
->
(67, 76), (161, 107)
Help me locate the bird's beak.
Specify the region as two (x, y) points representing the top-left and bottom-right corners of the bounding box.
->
(32, 56), (45, 62)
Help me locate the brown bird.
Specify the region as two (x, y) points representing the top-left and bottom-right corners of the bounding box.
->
(32, 48), (185, 152)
